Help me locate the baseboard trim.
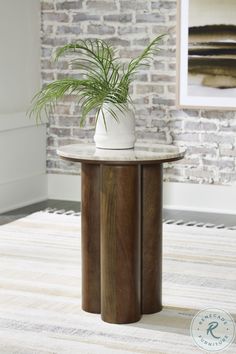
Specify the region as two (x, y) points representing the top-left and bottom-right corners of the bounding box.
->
(47, 174), (236, 215)
(163, 182), (236, 215)
(0, 173), (47, 214)
(47, 174), (81, 202)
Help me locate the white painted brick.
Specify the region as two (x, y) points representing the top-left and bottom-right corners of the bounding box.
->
(40, 0), (236, 185)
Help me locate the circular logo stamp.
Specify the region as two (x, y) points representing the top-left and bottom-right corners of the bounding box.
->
(190, 308), (235, 352)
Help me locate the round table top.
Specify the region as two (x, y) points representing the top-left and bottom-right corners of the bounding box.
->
(57, 143), (186, 165)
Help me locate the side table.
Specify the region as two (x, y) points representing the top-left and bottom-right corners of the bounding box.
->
(57, 143), (185, 324)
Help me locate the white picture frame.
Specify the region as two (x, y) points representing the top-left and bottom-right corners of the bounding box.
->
(177, 0), (236, 109)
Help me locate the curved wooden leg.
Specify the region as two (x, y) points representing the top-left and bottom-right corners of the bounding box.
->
(81, 162), (163, 321)
(101, 165), (141, 324)
(81, 163), (101, 313)
(141, 164), (163, 314)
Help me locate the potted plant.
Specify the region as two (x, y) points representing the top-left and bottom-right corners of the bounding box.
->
(30, 36), (164, 150)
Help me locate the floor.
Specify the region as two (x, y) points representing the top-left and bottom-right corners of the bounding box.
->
(0, 200), (236, 227)
(0, 211), (235, 353)
(164, 208), (236, 227)
(0, 200), (80, 226)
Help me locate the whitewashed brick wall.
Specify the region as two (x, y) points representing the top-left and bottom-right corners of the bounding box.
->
(41, 0), (236, 185)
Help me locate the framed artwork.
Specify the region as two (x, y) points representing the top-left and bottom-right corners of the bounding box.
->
(177, 0), (236, 109)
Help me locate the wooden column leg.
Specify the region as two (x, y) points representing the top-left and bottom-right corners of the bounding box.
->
(81, 163), (101, 313)
(141, 164), (163, 314)
(101, 165), (141, 324)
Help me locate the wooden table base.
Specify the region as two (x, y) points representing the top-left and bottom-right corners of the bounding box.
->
(81, 163), (163, 324)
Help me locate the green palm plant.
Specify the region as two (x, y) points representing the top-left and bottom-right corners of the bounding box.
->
(30, 35), (164, 126)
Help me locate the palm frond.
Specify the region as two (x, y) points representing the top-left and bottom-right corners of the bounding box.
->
(29, 36), (165, 126)
(126, 34), (165, 76)
(54, 39), (117, 81)
(29, 78), (91, 123)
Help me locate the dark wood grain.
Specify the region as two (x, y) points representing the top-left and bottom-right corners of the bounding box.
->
(141, 164), (163, 314)
(101, 165), (141, 323)
(81, 163), (101, 313)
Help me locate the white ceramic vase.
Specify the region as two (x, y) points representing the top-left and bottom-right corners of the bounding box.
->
(94, 103), (136, 150)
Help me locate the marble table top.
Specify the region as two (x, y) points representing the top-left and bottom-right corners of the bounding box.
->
(57, 143), (186, 165)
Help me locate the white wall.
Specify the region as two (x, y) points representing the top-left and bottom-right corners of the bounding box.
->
(0, 0), (47, 213)
(0, 0), (41, 113)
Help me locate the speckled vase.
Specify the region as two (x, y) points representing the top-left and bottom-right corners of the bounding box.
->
(94, 103), (136, 150)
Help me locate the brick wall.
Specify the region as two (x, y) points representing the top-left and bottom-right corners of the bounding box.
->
(41, 0), (236, 185)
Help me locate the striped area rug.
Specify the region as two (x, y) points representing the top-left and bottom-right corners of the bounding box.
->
(0, 211), (235, 354)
